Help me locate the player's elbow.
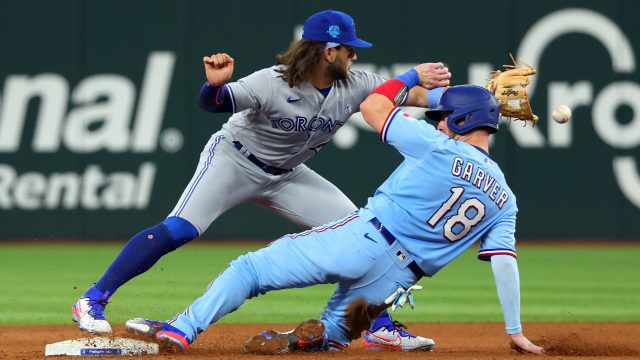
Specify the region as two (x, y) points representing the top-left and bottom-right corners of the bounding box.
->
(360, 95), (389, 132)
(360, 96), (376, 123)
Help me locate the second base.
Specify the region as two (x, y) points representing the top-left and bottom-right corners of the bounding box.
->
(44, 337), (159, 356)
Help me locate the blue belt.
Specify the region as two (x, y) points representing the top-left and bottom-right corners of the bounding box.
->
(370, 217), (424, 279)
(233, 141), (292, 176)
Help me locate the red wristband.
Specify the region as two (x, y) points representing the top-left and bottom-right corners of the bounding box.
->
(370, 79), (408, 105)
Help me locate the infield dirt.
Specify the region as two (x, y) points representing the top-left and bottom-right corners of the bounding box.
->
(3, 322), (638, 359)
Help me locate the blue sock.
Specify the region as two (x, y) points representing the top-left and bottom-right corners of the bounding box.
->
(162, 216), (199, 243)
(94, 217), (198, 296)
(369, 309), (392, 331)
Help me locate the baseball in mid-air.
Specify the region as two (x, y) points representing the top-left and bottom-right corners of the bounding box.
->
(552, 105), (572, 124)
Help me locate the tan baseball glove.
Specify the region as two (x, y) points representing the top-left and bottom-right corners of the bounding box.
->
(486, 54), (539, 124)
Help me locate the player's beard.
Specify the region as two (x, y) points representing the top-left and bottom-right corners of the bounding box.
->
(327, 59), (350, 81)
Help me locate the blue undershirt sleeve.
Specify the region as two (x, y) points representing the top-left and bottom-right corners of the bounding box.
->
(491, 254), (523, 334)
(198, 82), (233, 113)
(427, 87), (445, 108)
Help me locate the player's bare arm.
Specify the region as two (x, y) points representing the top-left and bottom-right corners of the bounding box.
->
(361, 93), (395, 133)
(203, 53), (234, 85)
(361, 68), (419, 133)
(362, 63), (450, 132)
(404, 63), (451, 107)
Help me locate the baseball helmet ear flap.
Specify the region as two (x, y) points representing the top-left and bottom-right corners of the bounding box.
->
(425, 85), (500, 134)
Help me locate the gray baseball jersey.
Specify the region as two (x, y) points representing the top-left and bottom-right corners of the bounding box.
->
(223, 65), (386, 169)
(169, 66), (386, 234)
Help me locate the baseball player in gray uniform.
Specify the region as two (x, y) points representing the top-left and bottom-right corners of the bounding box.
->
(72, 9), (451, 351)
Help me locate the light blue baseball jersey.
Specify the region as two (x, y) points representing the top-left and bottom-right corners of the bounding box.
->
(365, 108), (518, 277)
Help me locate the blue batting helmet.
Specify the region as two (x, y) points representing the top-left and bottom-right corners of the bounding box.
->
(425, 85), (500, 134)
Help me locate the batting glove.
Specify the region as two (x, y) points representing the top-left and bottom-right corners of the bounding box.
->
(384, 285), (423, 311)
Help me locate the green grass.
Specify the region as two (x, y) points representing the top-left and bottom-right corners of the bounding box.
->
(0, 243), (638, 325)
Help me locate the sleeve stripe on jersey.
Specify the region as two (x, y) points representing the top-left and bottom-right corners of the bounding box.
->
(225, 84), (236, 113)
(477, 249), (517, 261)
(380, 107), (402, 143)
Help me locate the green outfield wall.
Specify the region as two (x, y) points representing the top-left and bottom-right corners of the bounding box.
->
(1, 1), (639, 240)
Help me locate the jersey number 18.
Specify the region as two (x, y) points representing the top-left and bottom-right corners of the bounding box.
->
(427, 187), (486, 241)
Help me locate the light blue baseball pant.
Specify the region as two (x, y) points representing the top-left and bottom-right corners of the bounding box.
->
(168, 208), (420, 346)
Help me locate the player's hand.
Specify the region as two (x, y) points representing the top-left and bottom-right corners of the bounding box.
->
(203, 53), (235, 86)
(413, 62), (451, 89)
(508, 333), (545, 355)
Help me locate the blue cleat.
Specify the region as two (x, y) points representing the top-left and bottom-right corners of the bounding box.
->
(363, 314), (435, 351)
(71, 286), (112, 335)
(125, 318), (192, 352)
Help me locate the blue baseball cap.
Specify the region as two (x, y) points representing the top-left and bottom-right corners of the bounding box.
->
(302, 10), (372, 48)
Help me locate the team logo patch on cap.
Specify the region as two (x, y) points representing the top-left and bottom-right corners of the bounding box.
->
(327, 25), (340, 38)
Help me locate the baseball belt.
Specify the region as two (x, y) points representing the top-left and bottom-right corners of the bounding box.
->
(233, 141), (293, 176)
(369, 217), (424, 280)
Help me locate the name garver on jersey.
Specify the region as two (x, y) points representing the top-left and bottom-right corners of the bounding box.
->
(451, 156), (510, 209)
(267, 115), (345, 133)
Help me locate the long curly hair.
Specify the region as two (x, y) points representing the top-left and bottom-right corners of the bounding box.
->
(276, 39), (325, 87)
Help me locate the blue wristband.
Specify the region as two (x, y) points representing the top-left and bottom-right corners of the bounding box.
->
(394, 69), (420, 88)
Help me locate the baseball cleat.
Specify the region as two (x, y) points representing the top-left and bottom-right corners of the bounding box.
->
(243, 319), (327, 354)
(363, 317), (435, 351)
(125, 318), (192, 352)
(71, 286), (112, 335)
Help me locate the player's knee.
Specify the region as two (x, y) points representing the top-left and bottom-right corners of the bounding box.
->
(161, 216), (199, 247)
(227, 254), (263, 296)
